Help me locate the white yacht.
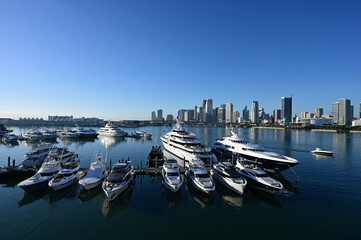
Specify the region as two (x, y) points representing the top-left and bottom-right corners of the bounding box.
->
(79, 151), (108, 190)
(23, 130), (44, 141)
(18, 155), (61, 192)
(73, 126), (98, 138)
(135, 131), (152, 139)
(40, 129), (58, 140)
(47, 147), (78, 165)
(102, 161), (134, 201)
(162, 159), (183, 193)
(311, 147), (334, 156)
(98, 121), (127, 137)
(210, 162), (247, 195)
(48, 160), (84, 191)
(1, 133), (18, 143)
(235, 159), (283, 193)
(212, 131), (299, 172)
(161, 122), (218, 166)
(22, 143), (53, 168)
(58, 128), (80, 138)
(186, 162), (215, 194)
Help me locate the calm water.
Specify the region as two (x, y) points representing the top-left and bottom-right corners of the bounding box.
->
(1, 126), (361, 239)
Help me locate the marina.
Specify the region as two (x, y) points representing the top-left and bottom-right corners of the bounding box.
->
(0, 126), (361, 239)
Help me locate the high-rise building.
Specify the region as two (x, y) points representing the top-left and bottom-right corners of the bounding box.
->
(217, 107), (225, 122)
(251, 101), (259, 123)
(225, 103), (233, 123)
(338, 98), (351, 126)
(300, 112), (308, 119)
(259, 108), (265, 120)
(157, 109), (163, 121)
(177, 109), (185, 122)
(273, 109), (281, 123)
(197, 107), (205, 123)
(306, 112), (314, 118)
(242, 106), (249, 121)
(281, 97), (292, 123)
(194, 106), (198, 121)
(184, 111), (189, 122)
(315, 108), (323, 118)
(166, 114), (173, 122)
(232, 111), (240, 123)
(333, 102), (339, 124)
(205, 99), (213, 123)
(151, 111), (157, 121)
(350, 105), (354, 120)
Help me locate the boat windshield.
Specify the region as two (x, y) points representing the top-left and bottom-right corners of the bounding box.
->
(255, 173), (268, 177)
(196, 173), (209, 178)
(167, 172), (179, 177)
(225, 169), (241, 178)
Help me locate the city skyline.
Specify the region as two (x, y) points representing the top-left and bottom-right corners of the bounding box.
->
(1, 1), (361, 120)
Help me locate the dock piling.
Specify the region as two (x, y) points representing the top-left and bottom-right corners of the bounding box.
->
(12, 159), (15, 168)
(109, 159), (112, 170)
(8, 157), (10, 167)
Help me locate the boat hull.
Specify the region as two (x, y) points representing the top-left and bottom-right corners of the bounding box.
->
(18, 179), (50, 192)
(211, 171), (246, 195)
(240, 175), (282, 193)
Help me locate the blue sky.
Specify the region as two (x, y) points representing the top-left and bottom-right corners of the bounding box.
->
(0, 0), (360, 120)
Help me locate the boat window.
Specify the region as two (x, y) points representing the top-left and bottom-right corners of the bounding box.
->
(224, 169), (241, 178)
(255, 173), (268, 177)
(196, 173), (209, 178)
(167, 172), (179, 177)
(40, 172), (57, 177)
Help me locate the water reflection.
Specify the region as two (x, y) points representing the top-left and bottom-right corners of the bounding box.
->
(18, 188), (50, 207)
(215, 182), (244, 208)
(98, 136), (126, 150)
(1, 141), (19, 148)
(270, 172), (299, 195)
(48, 183), (80, 204)
(102, 185), (133, 217)
(78, 186), (103, 203)
(186, 180), (215, 208)
(161, 182), (182, 207)
(59, 138), (95, 148)
(246, 188), (282, 209)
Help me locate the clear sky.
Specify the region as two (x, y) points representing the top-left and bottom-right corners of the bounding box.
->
(0, 0), (360, 120)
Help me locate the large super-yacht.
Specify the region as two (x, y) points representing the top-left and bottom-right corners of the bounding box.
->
(212, 131), (299, 172)
(160, 122), (218, 166)
(97, 121), (127, 137)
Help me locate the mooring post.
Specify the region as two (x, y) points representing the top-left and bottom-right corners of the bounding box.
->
(109, 159), (112, 170)
(232, 154), (234, 165)
(140, 159), (142, 171)
(155, 157), (157, 168)
(13, 159), (15, 168)
(183, 157), (185, 168)
(8, 156), (10, 167)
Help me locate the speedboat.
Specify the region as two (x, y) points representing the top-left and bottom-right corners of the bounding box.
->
(23, 130), (44, 141)
(235, 159), (283, 193)
(212, 131), (299, 172)
(102, 161), (134, 201)
(1, 133), (18, 143)
(162, 159), (183, 193)
(97, 121), (127, 137)
(40, 129), (58, 140)
(48, 160), (84, 191)
(79, 151), (108, 190)
(58, 129), (80, 138)
(72, 126), (98, 138)
(161, 121), (218, 166)
(147, 146), (164, 167)
(135, 131), (152, 139)
(22, 143), (53, 168)
(210, 162), (247, 195)
(186, 162), (215, 194)
(311, 147), (334, 156)
(18, 155), (61, 192)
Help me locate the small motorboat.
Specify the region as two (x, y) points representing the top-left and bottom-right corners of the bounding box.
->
(22, 143), (53, 168)
(311, 147), (334, 156)
(147, 146), (164, 167)
(210, 162), (247, 195)
(186, 161), (215, 194)
(235, 159), (283, 193)
(135, 131), (152, 139)
(18, 155), (61, 192)
(102, 160), (134, 201)
(40, 129), (58, 140)
(1, 133), (18, 143)
(162, 159), (183, 193)
(79, 151), (108, 190)
(48, 160), (84, 191)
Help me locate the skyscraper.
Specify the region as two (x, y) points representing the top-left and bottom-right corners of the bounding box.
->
(251, 101), (259, 123)
(333, 102), (339, 124)
(232, 111), (240, 123)
(281, 97), (292, 123)
(217, 107), (225, 122)
(177, 109), (185, 122)
(273, 109), (281, 123)
(315, 108), (323, 118)
(205, 99), (213, 123)
(338, 98), (351, 126)
(151, 111), (156, 121)
(350, 105), (354, 120)
(166, 114), (173, 122)
(157, 109), (163, 121)
(194, 106), (198, 121)
(242, 106), (249, 121)
(225, 103), (233, 123)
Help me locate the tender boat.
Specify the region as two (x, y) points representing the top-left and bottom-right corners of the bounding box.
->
(235, 159), (283, 193)
(18, 154), (61, 192)
(102, 161), (134, 201)
(186, 162), (215, 194)
(79, 152), (108, 190)
(147, 146), (165, 167)
(48, 160), (84, 191)
(40, 129), (58, 140)
(135, 131), (152, 139)
(1, 133), (18, 143)
(97, 121), (127, 137)
(161, 121), (218, 166)
(210, 162), (247, 195)
(311, 147), (334, 156)
(22, 143), (53, 168)
(212, 131), (299, 172)
(23, 130), (44, 141)
(162, 159), (183, 193)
